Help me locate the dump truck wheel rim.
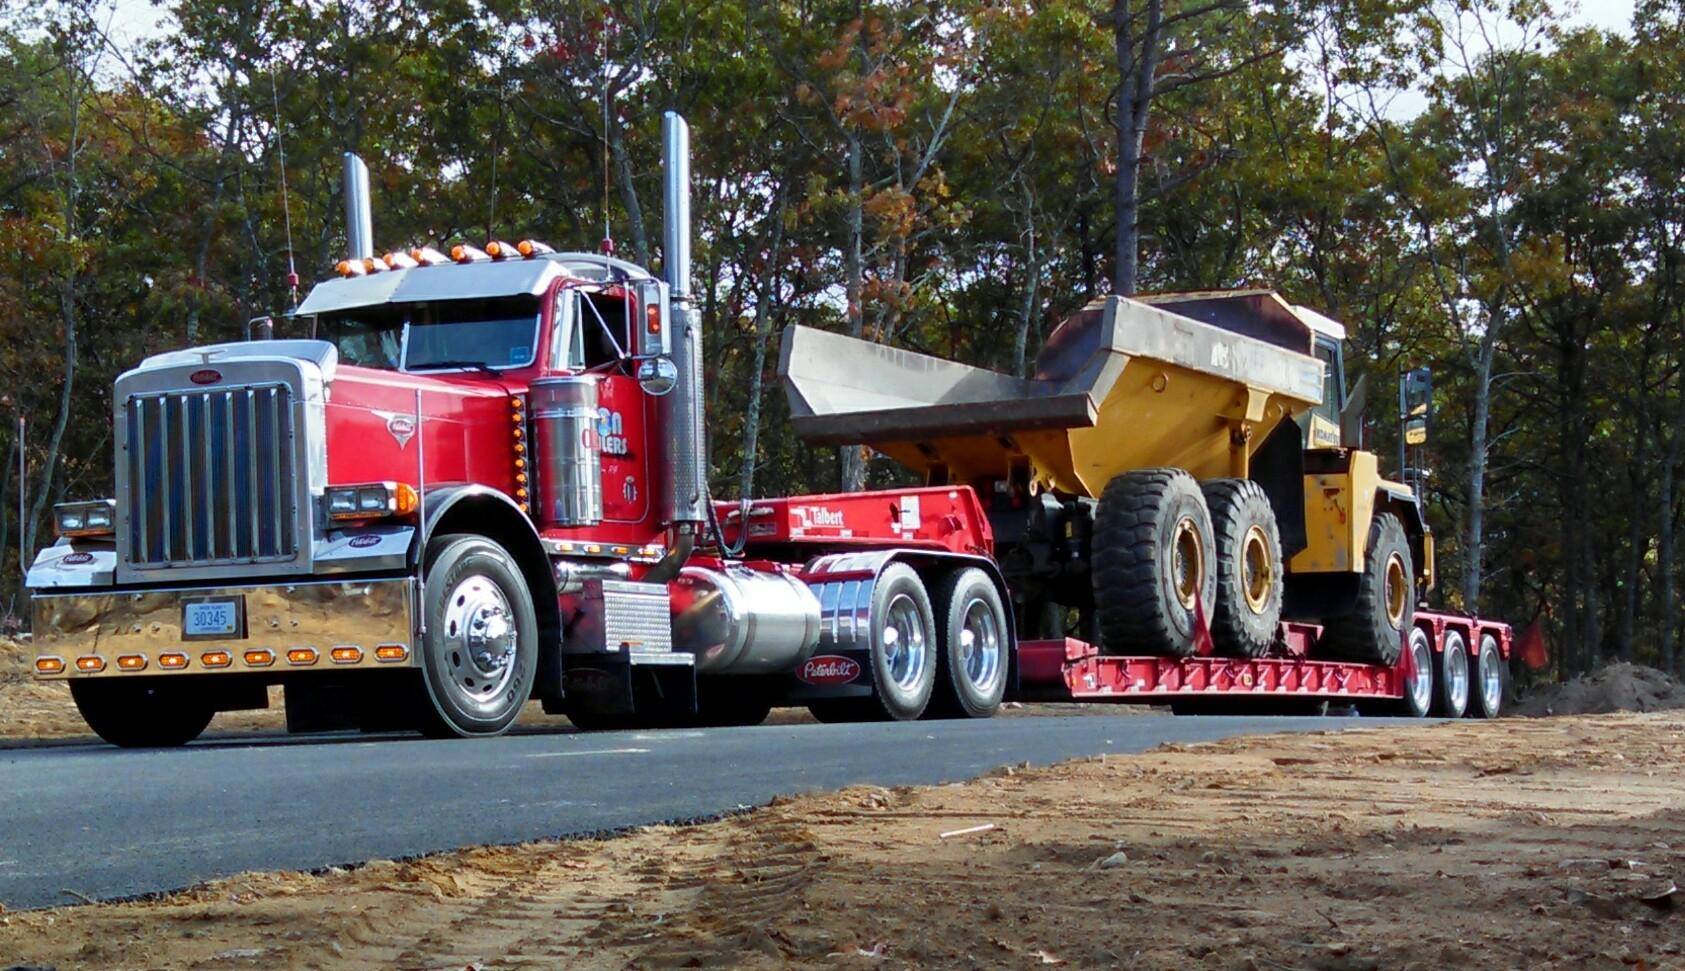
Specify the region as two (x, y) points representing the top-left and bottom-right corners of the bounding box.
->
(1383, 551), (1408, 628)
(882, 593), (928, 692)
(1241, 524), (1273, 615)
(958, 595), (1003, 695)
(440, 575), (518, 718)
(1173, 517), (1204, 611)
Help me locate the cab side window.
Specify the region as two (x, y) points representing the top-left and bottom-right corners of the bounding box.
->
(1313, 337), (1345, 424)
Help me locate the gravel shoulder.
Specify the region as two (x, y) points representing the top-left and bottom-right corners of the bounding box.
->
(2, 713), (1681, 970)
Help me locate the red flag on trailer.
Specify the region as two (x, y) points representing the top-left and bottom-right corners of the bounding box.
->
(1516, 621), (1549, 671)
(1192, 596), (1215, 657)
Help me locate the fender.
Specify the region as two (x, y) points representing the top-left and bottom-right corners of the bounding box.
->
(802, 548), (1019, 689)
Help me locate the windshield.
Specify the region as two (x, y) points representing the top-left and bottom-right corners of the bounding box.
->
(317, 296), (541, 372)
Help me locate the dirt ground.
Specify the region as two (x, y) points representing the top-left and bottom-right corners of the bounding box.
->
(1, 714), (1681, 970)
(1514, 661), (1685, 717)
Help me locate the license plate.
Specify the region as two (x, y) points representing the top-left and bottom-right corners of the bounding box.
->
(182, 598), (244, 639)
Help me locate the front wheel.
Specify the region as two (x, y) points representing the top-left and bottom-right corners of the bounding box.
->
(71, 679), (214, 748)
(1321, 513), (1413, 665)
(416, 534), (539, 738)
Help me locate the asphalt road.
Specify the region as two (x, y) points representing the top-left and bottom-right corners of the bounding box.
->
(0, 713), (1395, 910)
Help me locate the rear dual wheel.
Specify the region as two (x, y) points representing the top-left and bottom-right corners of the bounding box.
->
(807, 563), (938, 723)
(1469, 632), (1505, 718)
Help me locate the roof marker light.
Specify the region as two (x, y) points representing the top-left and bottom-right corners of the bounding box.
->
(335, 259), (366, 277)
(450, 244), (489, 263)
(383, 251), (419, 270)
(485, 240), (517, 260)
(361, 256), (385, 274)
(516, 240), (554, 258)
(410, 246), (450, 266)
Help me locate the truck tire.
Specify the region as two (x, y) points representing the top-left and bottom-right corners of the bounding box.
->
(70, 679), (214, 748)
(862, 563), (939, 720)
(1201, 479), (1283, 658)
(928, 568), (1009, 719)
(1468, 632), (1505, 718)
(1432, 629), (1471, 717)
(416, 534), (539, 738)
(1389, 625), (1434, 717)
(1092, 468), (1216, 658)
(1320, 512), (1412, 665)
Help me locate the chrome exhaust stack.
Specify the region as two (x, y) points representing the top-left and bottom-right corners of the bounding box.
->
(342, 152), (374, 261)
(647, 112), (708, 581)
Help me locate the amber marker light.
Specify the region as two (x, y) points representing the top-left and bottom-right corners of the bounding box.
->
(374, 644), (409, 662)
(201, 650), (232, 668)
(330, 646), (363, 664)
(516, 239), (554, 257)
(76, 656), (106, 673)
(287, 648), (319, 666)
(35, 656), (65, 675)
(116, 654), (147, 672)
(158, 653), (189, 670)
(244, 649), (275, 667)
(450, 243), (489, 263)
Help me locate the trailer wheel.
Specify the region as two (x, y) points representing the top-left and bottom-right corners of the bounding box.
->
(1469, 633), (1505, 718)
(1391, 626), (1434, 718)
(861, 563), (939, 720)
(928, 568), (1009, 719)
(1201, 479), (1283, 658)
(1432, 629), (1471, 717)
(1320, 513), (1412, 665)
(1092, 468), (1216, 657)
(70, 679), (214, 748)
(416, 534), (539, 738)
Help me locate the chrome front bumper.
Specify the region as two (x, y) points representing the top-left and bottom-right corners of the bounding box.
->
(31, 578), (417, 680)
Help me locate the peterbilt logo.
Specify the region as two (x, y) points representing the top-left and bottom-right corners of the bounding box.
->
(189, 368), (222, 385)
(373, 411), (417, 449)
(61, 551), (95, 565)
(348, 534), (382, 549)
(798, 655), (861, 685)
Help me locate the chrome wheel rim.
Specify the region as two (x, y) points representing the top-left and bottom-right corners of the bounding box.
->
(1479, 636), (1503, 711)
(881, 593), (928, 692)
(439, 574), (519, 718)
(1444, 633), (1469, 713)
(957, 596), (1003, 696)
(1407, 628), (1433, 714)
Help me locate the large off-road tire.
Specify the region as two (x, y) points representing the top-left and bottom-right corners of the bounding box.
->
(1201, 479), (1284, 658)
(1432, 628), (1471, 717)
(415, 534), (539, 738)
(71, 679), (215, 748)
(927, 568), (1009, 719)
(1468, 632), (1505, 719)
(1320, 512), (1413, 665)
(1092, 468), (1216, 657)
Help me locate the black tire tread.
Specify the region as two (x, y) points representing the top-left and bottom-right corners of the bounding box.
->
(1320, 513), (1412, 665)
(1201, 478), (1283, 659)
(1092, 468), (1213, 658)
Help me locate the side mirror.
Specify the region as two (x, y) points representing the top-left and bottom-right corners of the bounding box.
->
(633, 280), (671, 358)
(637, 357), (679, 397)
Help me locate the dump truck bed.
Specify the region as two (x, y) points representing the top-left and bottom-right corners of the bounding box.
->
(780, 290), (1330, 496)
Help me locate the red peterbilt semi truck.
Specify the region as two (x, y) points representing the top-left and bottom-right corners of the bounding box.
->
(27, 113), (1509, 746)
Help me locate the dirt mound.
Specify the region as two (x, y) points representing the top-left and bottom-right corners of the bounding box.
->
(1514, 661), (1685, 716)
(0, 635), (32, 680)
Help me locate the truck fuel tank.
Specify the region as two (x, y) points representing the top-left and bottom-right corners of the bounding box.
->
(670, 564), (822, 675)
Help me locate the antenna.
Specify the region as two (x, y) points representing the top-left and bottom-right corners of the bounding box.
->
(271, 73), (299, 309)
(599, 10), (614, 255)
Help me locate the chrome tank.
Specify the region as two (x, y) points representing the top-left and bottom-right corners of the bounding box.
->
(531, 375), (603, 527)
(670, 564), (822, 674)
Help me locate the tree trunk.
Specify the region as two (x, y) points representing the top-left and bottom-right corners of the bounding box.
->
(1110, 0), (1162, 296)
(736, 191), (789, 501)
(1462, 331), (1495, 613)
(28, 278), (78, 559)
(1659, 401), (1685, 674)
(1012, 180), (1040, 377)
(839, 130), (867, 491)
(608, 112), (649, 267)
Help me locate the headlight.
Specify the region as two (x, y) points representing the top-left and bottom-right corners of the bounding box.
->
(54, 500), (116, 538)
(324, 482), (418, 521)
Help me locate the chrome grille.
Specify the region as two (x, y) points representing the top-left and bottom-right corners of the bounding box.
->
(124, 384), (298, 567)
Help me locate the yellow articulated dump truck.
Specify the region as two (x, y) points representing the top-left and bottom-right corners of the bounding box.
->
(780, 289), (1432, 666)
